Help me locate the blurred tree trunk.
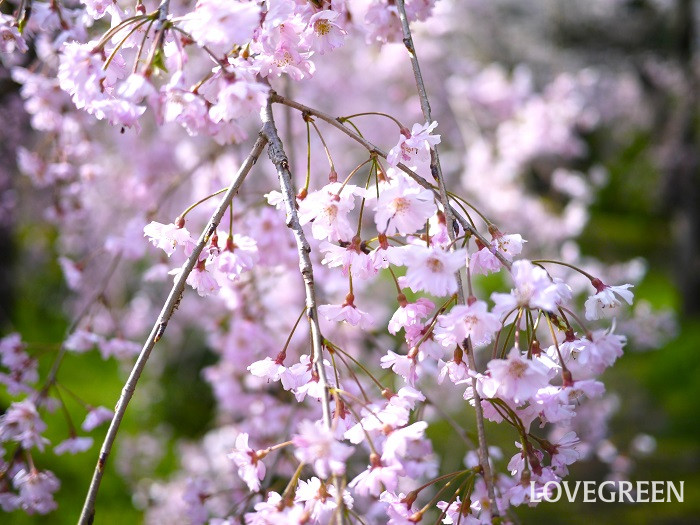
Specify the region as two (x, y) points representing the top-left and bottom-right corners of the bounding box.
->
(660, 0), (700, 315)
(0, 64), (26, 328)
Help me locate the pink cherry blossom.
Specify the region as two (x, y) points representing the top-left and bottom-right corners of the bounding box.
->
(54, 436), (94, 455)
(380, 349), (419, 385)
(550, 431), (581, 473)
(491, 259), (564, 319)
(435, 300), (501, 348)
(295, 477), (354, 523)
(303, 11), (347, 55)
(292, 420), (353, 478)
(228, 432), (265, 491)
(320, 240), (376, 280)
(182, 477), (211, 525)
(81, 0), (115, 20)
(64, 330), (104, 353)
(480, 348), (552, 404)
(82, 407), (114, 432)
(319, 300), (374, 329)
(254, 22), (316, 81)
(349, 460), (401, 497)
(380, 491), (419, 525)
(387, 121), (441, 168)
(216, 234), (259, 279)
(298, 182), (363, 242)
(437, 497), (480, 525)
(388, 297), (434, 334)
(179, 0), (261, 56)
(58, 257), (83, 291)
(374, 172), (435, 235)
(0, 15), (28, 54)
(12, 468), (60, 515)
(0, 400), (49, 451)
(585, 280), (634, 320)
(577, 326), (627, 374)
(469, 245), (502, 276)
(184, 264), (221, 297)
(98, 338), (140, 360)
(200, 73), (269, 124)
(243, 491), (306, 523)
(143, 221), (194, 257)
(401, 245), (466, 296)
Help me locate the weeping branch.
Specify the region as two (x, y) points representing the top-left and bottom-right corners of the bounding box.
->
(78, 134), (267, 525)
(395, 0), (498, 511)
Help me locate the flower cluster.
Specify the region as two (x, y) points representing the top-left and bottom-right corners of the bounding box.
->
(0, 0), (674, 523)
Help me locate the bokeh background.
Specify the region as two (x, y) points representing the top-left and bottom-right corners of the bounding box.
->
(2, 0), (700, 523)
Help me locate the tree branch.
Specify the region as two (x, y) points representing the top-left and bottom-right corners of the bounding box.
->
(260, 99), (333, 427)
(261, 99), (347, 523)
(268, 92), (510, 268)
(77, 134), (267, 525)
(395, 0), (498, 512)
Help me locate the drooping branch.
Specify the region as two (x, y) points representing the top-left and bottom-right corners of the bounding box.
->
(395, 0), (498, 511)
(260, 99), (333, 428)
(77, 134), (268, 525)
(261, 99), (346, 523)
(268, 92), (510, 269)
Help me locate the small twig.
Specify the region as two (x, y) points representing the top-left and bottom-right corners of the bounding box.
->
(77, 133), (267, 525)
(395, 0), (498, 512)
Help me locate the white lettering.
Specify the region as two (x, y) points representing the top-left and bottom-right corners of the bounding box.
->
(598, 481), (616, 503)
(543, 481), (562, 503)
(652, 481), (665, 502)
(563, 480), (581, 502)
(583, 481), (596, 502)
(530, 481), (541, 503)
(637, 481), (649, 502)
(668, 481), (684, 503)
(619, 481), (634, 503)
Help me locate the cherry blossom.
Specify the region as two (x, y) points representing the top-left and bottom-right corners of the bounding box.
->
(319, 299), (374, 329)
(491, 259), (566, 320)
(12, 469), (60, 515)
(292, 420), (353, 478)
(143, 221), (194, 257)
(295, 477), (354, 523)
(82, 407), (114, 432)
(0, 0), (666, 520)
(298, 183), (364, 242)
(374, 172), (435, 235)
(388, 297), (434, 334)
(349, 459), (401, 497)
(387, 121), (441, 169)
(303, 11), (347, 55)
(0, 400), (49, 451)
(216, 234), (259, 279)
(228, 433), (265, 491)
(401, 245), (466, 296)
(585, 279), (634, 320)
(179, 0), (261, 56)
(54, 436), (94, 455)
(480, 348), (553, 404)
(0, 15), (28, 54)
(435, 300), (501, 348)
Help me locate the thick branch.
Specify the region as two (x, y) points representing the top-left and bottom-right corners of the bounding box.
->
(78, 134), (267, 525)
(260, 99), (333, 428)
(269, 92), (509, 268)
(395, 0), (498, 511)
